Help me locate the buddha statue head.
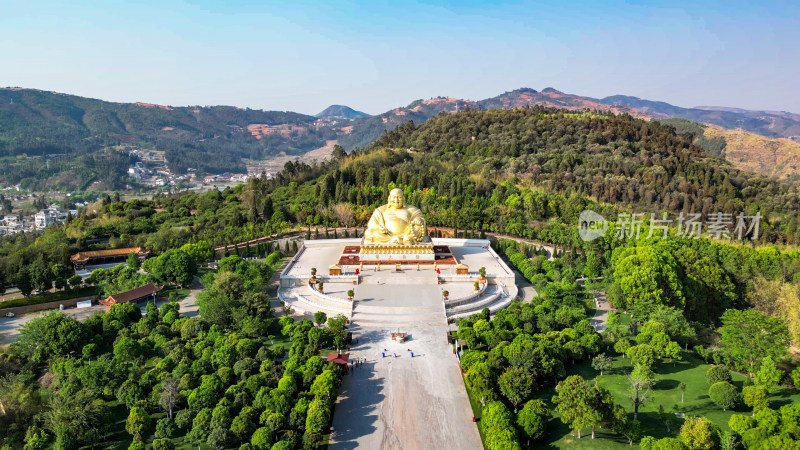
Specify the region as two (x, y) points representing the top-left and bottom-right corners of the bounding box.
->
(387, 188), (405, 210)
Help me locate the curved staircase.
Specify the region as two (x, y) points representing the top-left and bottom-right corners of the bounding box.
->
(445, 283), (516, 321)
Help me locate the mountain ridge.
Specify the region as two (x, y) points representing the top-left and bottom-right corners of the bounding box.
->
(2, 86), (800, 190)
(315, 104), (370, 119)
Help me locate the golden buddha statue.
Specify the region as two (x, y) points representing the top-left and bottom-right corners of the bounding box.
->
(363, 188), (429, 244)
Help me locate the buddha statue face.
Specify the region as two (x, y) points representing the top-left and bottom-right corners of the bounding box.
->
(387, 188), (405, 210)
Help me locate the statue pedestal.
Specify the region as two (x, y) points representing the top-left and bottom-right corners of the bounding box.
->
(359, 242), (435, 262)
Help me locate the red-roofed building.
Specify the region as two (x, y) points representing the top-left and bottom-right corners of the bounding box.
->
(101, 283), (162, 306)
(327, 352), (350, 373)
(70, 247), (149, 270)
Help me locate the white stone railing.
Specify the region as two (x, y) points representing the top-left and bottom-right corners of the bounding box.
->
(293, 294), (352, 317)
(444, 281), (489, 307)
(307, 283), (353, 306)
(279, 247), (306, 279)
(448, 291), (501, 314)
(319, 274), (359, 282)
(438, 273), (488, 282)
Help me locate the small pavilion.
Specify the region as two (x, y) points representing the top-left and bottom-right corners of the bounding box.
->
(327, 352), (350, 374)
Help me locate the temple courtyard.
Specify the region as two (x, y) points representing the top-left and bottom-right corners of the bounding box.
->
(277, 238), (517, 449)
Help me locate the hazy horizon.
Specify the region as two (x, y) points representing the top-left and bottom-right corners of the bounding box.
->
(2, 1), (798, 115)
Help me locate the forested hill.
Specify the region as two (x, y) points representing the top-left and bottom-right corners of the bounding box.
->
(315, 104), (370, 119)
(357, 107), (800, 238)
(4, 87), (800, 192)
(0, 88), (334, 179)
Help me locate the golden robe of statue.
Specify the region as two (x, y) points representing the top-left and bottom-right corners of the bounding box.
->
(364, 188), (429, 244)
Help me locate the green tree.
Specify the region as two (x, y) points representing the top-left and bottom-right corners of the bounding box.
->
(552, 375), (600, 439)
(792, 367), (800, 390)
(152, 439), (174, 450)
(68, 274), (83, 290)
(313, 311), (327, 327)
(159, 377), (181, 419)
(44, 390), (107, 449)
(754, 356), (783, 392)
(326, 315), (348, 351)
(126, 407), (150, 441)
(720, 309), (790, 375)
(14, 312), (89, 362)
(180, 240), (214, 264)
(28, 260), (54, 293)
(705, 365), (732, 384)
(679, 382), (687, 403)
(250, 427), (273, 450)
(15, 269), (33, 297)
(741, 386), (769, 416)
(679, 416), (720, 450)
(465, 362), (493, 398)
(145, 248), (196, 286)
(197, 271), (245, 328)
(154, 417), (176, 439)
(610, 244), (685, 320)
(305, 398), (331, 434)
(591, 353), (613, 376)
(709, 381), (740, 411)
(614, 339), (632, 356)
(481, 401), (521, 450)
(728, 414), (755, 436)
(498, 367), (532, 410)
(640, 437), (688, 449)
(207, 426), (231, 450)
(626, 344), (656, 369)
(127, 252), (141, 271)
(113, 336), (143, 361)
(517, 399), (550, 441)
(584, 251), (602, 278)
(629, 365), (653, 420)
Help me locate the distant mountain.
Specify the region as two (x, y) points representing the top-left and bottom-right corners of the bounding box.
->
(3, 86), (800, 191)
(591, 94), (800, 139)
(336, 89), (643, 151)
(315, 105), (370, 120)
(0, 88), (338, 189)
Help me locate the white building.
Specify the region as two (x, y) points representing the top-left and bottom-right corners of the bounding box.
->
(34, 206), (70, 229)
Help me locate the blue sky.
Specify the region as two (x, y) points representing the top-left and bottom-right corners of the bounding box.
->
(1, 1), (798, 115)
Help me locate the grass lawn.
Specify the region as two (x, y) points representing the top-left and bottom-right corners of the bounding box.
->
(533, 353), (800, 449)
(461, 349), (800, 449)
(161, 285), (190, 301)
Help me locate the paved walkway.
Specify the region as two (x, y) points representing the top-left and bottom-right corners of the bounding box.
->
(177, 277), (202, 318)
(512, 269), (538, 303)
(329, 282), (482, 450)
(590, 292), (611, 332)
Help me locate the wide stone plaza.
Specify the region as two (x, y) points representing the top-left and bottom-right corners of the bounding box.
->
(277, 189), (518, 448)
(277, 237), (517, 449)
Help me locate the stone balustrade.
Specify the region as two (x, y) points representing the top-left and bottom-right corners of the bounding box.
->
(444, 281), (489, 307)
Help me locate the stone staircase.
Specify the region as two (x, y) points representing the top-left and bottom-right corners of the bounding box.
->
(445, 283), (515, 321)
(279, 287), (352, 319)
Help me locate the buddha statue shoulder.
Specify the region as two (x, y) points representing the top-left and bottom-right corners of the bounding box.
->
(364, 188), (429, 244)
